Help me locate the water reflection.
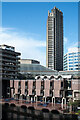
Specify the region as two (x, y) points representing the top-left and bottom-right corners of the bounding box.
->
(2, 104), (78, 120)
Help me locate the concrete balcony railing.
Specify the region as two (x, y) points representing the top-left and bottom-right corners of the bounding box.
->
(1, 54), (20, 60)
(2, 68), (18, 72)
(3, 63), (20, 68)
(2, 58), (20, 64)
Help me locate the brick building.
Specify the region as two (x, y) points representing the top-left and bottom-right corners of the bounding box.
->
(10, 74), (80, 105)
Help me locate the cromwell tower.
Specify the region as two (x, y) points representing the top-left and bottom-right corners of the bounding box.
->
(46, 7), (63, 71)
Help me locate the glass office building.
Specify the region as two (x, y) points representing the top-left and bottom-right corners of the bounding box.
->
(64, 47), (80, 71)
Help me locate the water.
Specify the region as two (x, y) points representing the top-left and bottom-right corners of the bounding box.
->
(2, 104), (78, 120)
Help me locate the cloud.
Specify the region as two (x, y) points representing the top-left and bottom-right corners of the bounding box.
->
(0, 27), (46, 66)
(64, 37), (68, 43)
(67, 41), (79, 49)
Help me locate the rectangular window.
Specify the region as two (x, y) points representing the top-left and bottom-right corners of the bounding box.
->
(69, 65), (73, 67)
(69, 56), (73, 58)
(69, 62), (73, 64)
(69, 59), (73, 61)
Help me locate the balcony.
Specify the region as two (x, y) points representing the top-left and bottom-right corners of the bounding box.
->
(2, 58), (20, 64)
(2, 54), (20, 60)
(3, 68), (18, 72)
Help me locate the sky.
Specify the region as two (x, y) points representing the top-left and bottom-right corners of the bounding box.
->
(0, 2), (78, 66)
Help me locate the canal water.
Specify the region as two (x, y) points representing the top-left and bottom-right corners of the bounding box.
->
(2, 104), (79, 120)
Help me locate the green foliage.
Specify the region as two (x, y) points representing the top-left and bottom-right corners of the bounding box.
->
(77, 110), (80, 113)
(69, 100), (80, 106)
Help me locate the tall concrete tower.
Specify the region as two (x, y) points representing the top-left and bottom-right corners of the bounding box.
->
(46, 6), (63, 71)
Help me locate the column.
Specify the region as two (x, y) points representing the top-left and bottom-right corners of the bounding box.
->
(43, 96), (45, 102)
(34, 95), (37, 102)
(73, 91), (74, 102)
(64, 98), (66, 109)
(52, 97), (53, 104)
(45, 97), (46, 103)
(34, 96), (35, 102)
(62, 98), (64, 109)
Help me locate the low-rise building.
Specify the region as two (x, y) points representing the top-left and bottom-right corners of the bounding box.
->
(20, 59), (40, 65)
(20, 59), (58, 76)
(10, 74), (80, 105)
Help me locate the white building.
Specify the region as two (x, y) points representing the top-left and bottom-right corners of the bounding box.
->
(64, 47), (80, 71)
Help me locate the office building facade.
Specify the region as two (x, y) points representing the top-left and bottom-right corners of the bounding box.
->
(46, 6), (63, 71)
(0, 44), (21, 98)
(64, 47), (80, 71)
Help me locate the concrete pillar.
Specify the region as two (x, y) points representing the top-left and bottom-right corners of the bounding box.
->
(64, 98), (66, 109)
(45, 97), (46, 103)
(35, 96), (37, 102)
(43, 96), (45, 102)
(62, 98), (66, 109)
(73, 91), (74, 102)
(52, 97), (53, 103)
(62, 98), (64, 109)
(31, 97), (32, 102)
(34, 96), (35, 102)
